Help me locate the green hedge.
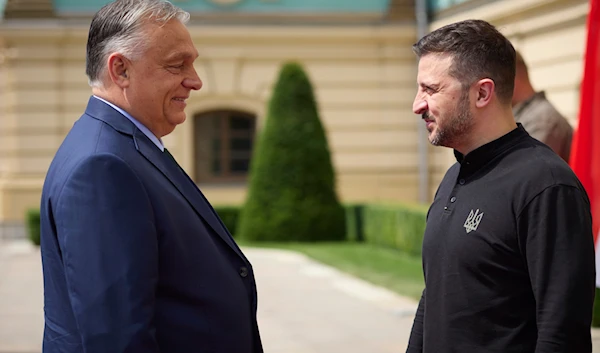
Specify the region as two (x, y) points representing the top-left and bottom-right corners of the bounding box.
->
(25, 202), (427, 253)
(26, 209), (41, 246)
(214, 203), (427, 254)
(344, 204), (364, 242)
(213, 205), (240, 237)
(362, 203), (428, 256)
(216, 204), (367, 242)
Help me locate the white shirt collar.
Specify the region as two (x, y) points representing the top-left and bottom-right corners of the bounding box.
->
(92, 95), (165, 152)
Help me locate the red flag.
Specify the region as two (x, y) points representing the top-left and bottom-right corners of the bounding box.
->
(570, 0), (600, 286)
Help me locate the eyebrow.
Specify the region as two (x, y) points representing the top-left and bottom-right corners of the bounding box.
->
(165, 51), (199, 62)
(420, 82), (439, 90)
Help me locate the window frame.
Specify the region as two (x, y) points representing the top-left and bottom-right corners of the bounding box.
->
(193, 109), (257, 184)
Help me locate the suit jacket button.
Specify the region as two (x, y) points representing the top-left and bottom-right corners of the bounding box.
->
(239, 266), (249, 278)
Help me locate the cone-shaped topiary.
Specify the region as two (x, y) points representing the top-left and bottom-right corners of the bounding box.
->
(237, 62), (346, 242)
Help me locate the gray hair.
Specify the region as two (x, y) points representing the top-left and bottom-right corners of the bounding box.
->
(86, 0), (190, 88)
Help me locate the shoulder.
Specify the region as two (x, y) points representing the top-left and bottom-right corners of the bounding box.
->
(504, 137), (584, 198)
(61, 153), (140, 192)
(531, 93), (571, 125)
(516, 92), (569, 126)
(44, 120), (143, 198)
(55, 113), (139, 168)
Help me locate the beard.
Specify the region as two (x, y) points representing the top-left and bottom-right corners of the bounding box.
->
(426, 90), (473, 148)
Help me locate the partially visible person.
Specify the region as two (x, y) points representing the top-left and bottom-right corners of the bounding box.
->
(39, 0), (263, 352)
(407, 19), (595, 353)
(512, 50), (573, 162)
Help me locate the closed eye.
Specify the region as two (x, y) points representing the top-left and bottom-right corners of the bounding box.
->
(165, 64), (185, 74)
(424, 85), (434, 92)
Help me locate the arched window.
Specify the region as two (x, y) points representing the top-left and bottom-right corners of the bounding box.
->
(193, 110), (257, 183)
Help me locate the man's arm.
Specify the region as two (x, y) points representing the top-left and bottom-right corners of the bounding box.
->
(517, 185), (595, 353)
(406, 288), (425, 353)
(55, 154), (160, 353)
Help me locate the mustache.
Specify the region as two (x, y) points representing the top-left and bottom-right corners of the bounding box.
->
(422, 112), (432, 120)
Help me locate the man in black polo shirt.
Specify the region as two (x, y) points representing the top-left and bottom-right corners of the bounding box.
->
(406, 19), (595, 353)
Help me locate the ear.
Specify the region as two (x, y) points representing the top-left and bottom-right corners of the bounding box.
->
(474, 78), (495, 108)
(106, 53), (130, 88)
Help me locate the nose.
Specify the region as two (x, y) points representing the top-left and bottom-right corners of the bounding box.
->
(183, 67), (203, 91)
(413, 94), (428, 115)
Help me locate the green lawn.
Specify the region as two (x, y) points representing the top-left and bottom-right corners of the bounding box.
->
(240, 241), (425, 300)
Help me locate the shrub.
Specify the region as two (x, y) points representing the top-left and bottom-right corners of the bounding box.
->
(26, 209), (41, 246)
(362, 203), (428, 255)
(210, 204), (371, 242)
(24, 200), (428, 252)
(213, 205), (240, 237)
(237, 62), (345, 242)
(344, 204), (364, 242)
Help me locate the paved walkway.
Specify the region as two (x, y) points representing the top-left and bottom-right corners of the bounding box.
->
(1, 239), (599, 352)
(0, 241), (44, 353)
(0, 240), (418, 353)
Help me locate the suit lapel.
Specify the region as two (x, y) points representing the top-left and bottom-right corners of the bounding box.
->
(84, 96), (246, 260)
(134, 128), (246, 261)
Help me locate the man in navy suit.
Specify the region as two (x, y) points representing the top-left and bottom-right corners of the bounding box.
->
(39, 0), (263, 352)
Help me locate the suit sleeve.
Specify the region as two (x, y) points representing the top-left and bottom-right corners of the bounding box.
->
(55, 154), (160, 353)
(517, 185), (595, 353)
(406, 288), (425, 353)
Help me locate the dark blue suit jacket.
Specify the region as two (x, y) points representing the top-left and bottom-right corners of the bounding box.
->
(40, 97), (263, 353)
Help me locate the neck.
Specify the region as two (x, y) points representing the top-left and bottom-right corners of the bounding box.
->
(92, 86), (120, 107)
(92, 86), (163, 138)
(454, 105), (517, 156)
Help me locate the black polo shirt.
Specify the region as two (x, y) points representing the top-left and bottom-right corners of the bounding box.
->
(407, 124), (595, 353)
